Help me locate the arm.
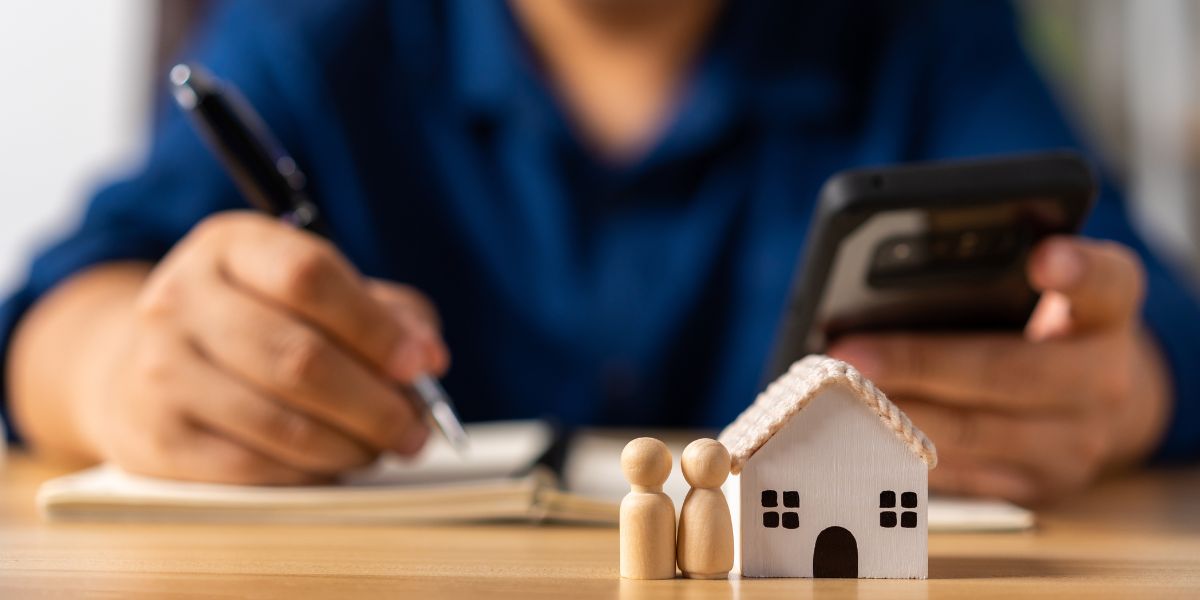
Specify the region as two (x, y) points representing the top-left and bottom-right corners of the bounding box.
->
(8, 213), (447, 484)
(830, 0), (1200, 503)
(9, 264), (149, 462)
(832, 237), (1173, 502)
(1, 2), (447, 483)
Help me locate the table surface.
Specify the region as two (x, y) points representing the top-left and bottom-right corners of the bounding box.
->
(2, 453), (1199, 599)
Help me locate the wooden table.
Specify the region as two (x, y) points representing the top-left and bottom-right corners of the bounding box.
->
(2, 453), (1199, 599)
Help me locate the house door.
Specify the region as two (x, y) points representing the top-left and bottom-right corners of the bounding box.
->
(813, 526), (858, 578)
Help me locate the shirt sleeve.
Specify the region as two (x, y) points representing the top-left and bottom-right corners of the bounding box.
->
(0, 1), (307, 444)
(908, 0), (1200, 462)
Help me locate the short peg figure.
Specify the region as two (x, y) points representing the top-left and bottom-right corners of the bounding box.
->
(676, 438), (734, 579)
(620, 437), (677, 579)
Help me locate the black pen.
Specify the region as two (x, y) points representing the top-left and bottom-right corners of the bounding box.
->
(167, 63), (469, 453)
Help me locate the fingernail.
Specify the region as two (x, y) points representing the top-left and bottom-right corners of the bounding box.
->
(828, 341), (881, 378)
(394, 423), (430, 456)
(432, 343), (451, 376)
(386, 343), (424, 382)
(1043, 241), (1084, 289)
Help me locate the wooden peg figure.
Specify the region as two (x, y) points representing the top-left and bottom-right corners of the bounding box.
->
(620, 437), (677, 579)
(676, 438), (734, 579)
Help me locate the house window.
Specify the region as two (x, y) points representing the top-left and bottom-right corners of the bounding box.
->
(880, 511), (897, 528)
(781, 512), (799, 529)
(880, 491), (896, 508)
(783, 491), (799, 508)
(880, 490), (918, 528)
(761, 489), (799, 529)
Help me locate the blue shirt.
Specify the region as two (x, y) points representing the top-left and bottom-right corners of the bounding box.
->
(3, 0), (1199, 460)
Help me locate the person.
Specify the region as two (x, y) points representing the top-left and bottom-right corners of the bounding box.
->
(2, 0), (1197, 503)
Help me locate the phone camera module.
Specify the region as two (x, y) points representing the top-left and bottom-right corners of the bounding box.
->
(875, 238), (925, 270)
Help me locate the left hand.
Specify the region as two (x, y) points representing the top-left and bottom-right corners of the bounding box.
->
(829, 236), (1172, 505)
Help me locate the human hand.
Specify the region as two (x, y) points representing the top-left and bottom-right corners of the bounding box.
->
(81, 212), (449, 485)
(829, 236), (1172, 504)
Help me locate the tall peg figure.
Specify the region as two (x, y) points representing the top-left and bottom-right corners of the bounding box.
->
(620, 437), (677, 579)
(676, 438), (734, 579)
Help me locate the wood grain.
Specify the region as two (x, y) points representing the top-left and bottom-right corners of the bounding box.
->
(2, 451), (1200, 599)
(619, 437), (677, 579)
(676, 438), (733, 579)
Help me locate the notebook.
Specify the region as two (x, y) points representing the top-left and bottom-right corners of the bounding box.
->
(37, 421), (614, 525)
(37, 421), (1032, 531)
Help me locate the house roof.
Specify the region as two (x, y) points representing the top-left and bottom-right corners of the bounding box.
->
(718, 355), (937, 474)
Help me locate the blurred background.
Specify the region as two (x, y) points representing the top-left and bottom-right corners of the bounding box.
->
(1, 0), (1198, 297)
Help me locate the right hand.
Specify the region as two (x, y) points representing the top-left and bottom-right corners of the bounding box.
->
(80, 212), (449, 485)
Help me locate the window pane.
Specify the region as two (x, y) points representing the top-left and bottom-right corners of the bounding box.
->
(901, 511), (917, 528)
(763, 512), (780, 528)
(783, 491), (799, 508)
(880, 511), (897, 527)
(761, 490), (778, 507)
(901, 492), (917, 508)
(782, 512), (799, 529)
(880, 490), (896, 508)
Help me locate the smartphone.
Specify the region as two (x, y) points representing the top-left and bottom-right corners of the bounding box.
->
(766, 151), (1096, 380)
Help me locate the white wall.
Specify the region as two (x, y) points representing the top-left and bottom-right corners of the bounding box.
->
(1020, 0), (1200, 284)
(1126, 0), (1198, 271)
(0, 0), (153, 295)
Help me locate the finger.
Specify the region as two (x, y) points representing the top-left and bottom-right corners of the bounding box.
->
(180, 269), (429, 454)
(829, 333), (1092, 413)
(1025, 291), (1072, 342)
(895, 399), (1081, 465)
(928, 459), (1039, 505)
(366, 280), (450, 377)
(1027, 236), (1145, 331)
(899, 397), (1108, 502)
(154, 424), (320, 486)
(203, 213), (438, 382)
(896, 399), (1015, 463)
(178, 342), (383, 473)
(185, 429), (322, 486)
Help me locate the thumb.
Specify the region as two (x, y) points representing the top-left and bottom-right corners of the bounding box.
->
(1026, 236), (1145, 333)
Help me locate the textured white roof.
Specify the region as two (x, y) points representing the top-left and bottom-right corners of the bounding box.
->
(718, 355), (937, 474)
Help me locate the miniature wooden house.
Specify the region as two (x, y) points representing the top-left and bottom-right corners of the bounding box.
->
(718, 355), (937, 579)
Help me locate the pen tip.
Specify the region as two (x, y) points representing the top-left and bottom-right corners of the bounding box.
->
(169, 64), (192, 88)
(168, 64), (202, 110)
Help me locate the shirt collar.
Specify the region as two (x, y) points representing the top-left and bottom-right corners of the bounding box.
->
(447, 0), (522, 121)
(444, 0), (843, 150)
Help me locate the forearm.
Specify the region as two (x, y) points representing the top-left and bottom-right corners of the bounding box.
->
(7, 262), (151, 462)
